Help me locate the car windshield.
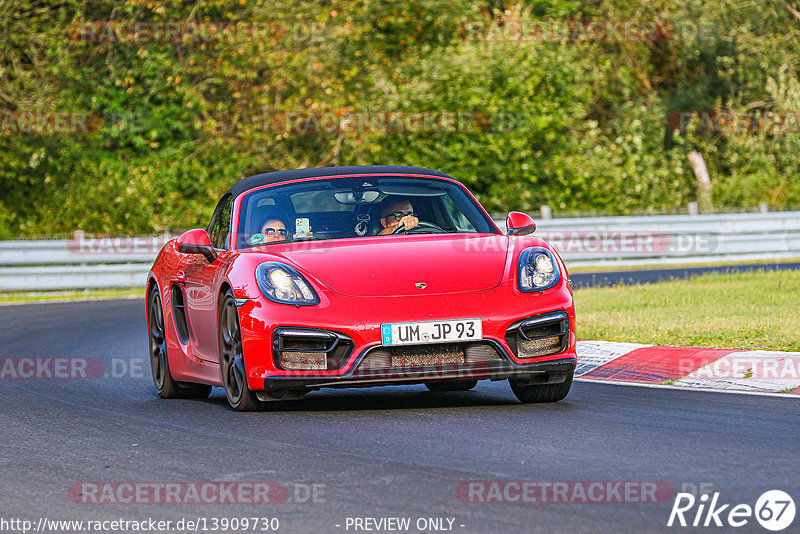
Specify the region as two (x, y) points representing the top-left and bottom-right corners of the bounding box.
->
(236, 176), (499, 249)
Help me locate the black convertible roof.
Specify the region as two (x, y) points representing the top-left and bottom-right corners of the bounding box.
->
(225, 165), (452, 198)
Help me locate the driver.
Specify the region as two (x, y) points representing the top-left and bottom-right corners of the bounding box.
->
(377, 198), (419, 235)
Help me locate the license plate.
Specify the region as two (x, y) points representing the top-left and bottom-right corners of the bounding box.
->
(381, 319), (482, 346)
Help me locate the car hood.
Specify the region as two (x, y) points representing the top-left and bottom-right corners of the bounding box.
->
(248, 234), (509, 297)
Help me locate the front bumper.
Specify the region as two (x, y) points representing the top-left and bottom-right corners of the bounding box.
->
(262, 355), (576, 392)
(236, 280), (577, 392)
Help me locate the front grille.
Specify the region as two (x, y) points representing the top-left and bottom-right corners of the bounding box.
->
(354, 342), (504, 378)
(505, 312), (569, 359)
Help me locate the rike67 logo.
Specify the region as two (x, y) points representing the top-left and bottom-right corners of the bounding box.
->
(668, 490), (795, 531)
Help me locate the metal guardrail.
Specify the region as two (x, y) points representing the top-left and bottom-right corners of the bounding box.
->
(1, 212), (799, 290)
(0, 232), (171, 291)
(0, 234), (168, 266)
(522, 211), (800, 268)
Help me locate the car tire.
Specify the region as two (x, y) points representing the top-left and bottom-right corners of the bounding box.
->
(509, 372), (573, 403)
(148, 285), (211, 399)
(218, 289), (264, 411)
(424, 380), (478, 392)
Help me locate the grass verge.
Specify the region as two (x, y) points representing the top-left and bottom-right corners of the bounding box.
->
(0, 288), (142, 304)
(574, 269), (800, 351)
(567, 257), (800, 273)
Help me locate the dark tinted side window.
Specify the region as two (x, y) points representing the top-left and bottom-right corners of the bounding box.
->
(207, 195), (233, 249)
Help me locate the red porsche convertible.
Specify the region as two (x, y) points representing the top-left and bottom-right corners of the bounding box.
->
(147, 166), (577, 410)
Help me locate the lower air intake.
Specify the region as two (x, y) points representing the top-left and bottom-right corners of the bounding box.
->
(505, 312), (569, 359)
(273, 328), (353, 371)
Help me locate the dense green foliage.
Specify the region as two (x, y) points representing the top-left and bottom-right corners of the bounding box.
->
(1, 0), (799, 235)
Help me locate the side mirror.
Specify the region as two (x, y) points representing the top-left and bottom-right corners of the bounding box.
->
(176, 229), (217, 263)
(505, 212), (536, 236)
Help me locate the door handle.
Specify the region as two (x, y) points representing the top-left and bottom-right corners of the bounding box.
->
(176, 270), (186, 284)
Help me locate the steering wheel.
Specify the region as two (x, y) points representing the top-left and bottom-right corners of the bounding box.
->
(391, 220), (447, 234)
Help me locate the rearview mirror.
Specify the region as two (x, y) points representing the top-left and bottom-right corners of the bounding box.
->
(506, 212), (536, 236)
(333, 190), (381, 204)
(177, 229), (217, 263)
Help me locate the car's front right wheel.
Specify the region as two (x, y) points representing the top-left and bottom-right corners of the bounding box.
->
(509, 372), (573, 403)
(218, 289), (264, 411)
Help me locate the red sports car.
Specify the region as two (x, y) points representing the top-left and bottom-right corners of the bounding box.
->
(146, 166), (577, 410)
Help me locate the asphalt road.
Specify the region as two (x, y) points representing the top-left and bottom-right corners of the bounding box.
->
(1, 299), (799, 534)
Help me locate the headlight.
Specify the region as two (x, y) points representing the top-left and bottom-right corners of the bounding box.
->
(256, 262), (319, 305)
(517, 247), (561, 292)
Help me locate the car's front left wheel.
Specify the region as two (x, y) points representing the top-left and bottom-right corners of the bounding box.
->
(218, 289), (264, 411)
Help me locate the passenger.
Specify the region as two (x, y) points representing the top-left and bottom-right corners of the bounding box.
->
(254, 217), (313, 244)
(260, 218), (290, 243)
